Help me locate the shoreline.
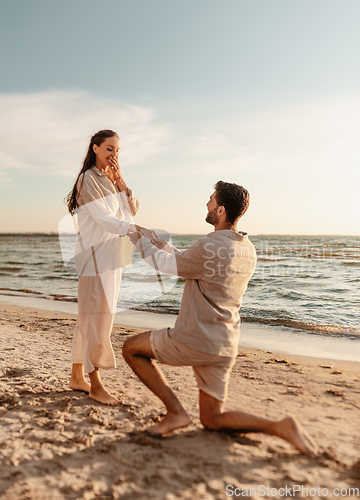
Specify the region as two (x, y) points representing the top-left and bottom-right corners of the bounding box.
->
(1, 301), (359, 373)
(0, 302), (359, 499)
(0, 294), (359, 364)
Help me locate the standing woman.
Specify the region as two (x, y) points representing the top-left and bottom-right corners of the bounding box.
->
(66, 129), (152, 405)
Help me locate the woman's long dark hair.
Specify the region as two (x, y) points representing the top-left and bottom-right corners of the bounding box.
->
(65, 129), (119, 215)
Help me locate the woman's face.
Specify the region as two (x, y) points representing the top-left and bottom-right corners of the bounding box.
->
(93, 136), (120, 170)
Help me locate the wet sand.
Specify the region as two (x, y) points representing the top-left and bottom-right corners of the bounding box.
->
(0, 303), (359, 499)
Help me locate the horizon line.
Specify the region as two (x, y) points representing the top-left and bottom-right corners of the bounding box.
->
(0, 232), (359, 238)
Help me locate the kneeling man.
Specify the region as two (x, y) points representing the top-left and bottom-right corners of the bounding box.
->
(123, 181), (317, 456)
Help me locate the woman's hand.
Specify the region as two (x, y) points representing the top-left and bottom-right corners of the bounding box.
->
(127, 225), (157, 245)
(128, 230), (141, 245)
(135, 225), (158, 240)
(106, 156), (129, 194)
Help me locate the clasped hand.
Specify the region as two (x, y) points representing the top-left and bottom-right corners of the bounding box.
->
(128, 226), (168, 250)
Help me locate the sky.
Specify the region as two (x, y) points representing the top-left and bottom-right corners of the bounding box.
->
(0, 0), (359, 235)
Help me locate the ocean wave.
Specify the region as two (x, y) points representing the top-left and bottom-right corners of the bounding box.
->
(123, 273), (177, 283)
(48, 294), (77, 302)
(0, 288), (78, 303)
(256, 247), (360, 261)
(133, 304), (179, 315)
(277, 290), (306, 300)
(0, 287), (43, 296)
(256, 257), (287, 262)
(43, 275), (77, 281)
(241, 316), (360, 339)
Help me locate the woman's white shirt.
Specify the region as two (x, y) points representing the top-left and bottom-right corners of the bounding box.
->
(74, 167), (139, 276)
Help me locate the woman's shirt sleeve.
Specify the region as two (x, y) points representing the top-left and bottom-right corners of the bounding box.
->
(77, 173), (131, 236)
(126, 188), (140, 216)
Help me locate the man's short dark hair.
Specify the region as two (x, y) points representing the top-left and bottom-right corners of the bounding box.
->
(214, 181), (250, 225)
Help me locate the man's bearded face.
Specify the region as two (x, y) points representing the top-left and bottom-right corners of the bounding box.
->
(205, 207), (219, 225)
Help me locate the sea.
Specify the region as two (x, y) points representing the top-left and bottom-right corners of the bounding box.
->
(1, 233), (359, 361)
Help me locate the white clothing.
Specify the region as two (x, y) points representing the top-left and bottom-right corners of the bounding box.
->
(71, 166), (139, 373)
(71, 267), (122, 373)
(74, 167), (139, 275)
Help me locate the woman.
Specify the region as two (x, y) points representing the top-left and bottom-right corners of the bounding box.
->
(66, 129), (152, 405)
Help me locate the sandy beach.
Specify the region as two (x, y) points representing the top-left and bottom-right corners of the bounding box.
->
(0, 302), (359, 499)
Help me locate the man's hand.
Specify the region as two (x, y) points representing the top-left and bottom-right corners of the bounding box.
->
(127, 225), (158, 245)
(135, 225), (158, 240)
(150, 235), (170, 250)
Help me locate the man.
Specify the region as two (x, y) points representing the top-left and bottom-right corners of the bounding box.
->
(123, 181), (318, 456)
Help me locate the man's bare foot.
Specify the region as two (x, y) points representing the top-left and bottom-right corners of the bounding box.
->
(69, 379), (91, 393)
(147, 411), (191, 436)
(89, 386), (120, 406)
(276, 416), (318, 456)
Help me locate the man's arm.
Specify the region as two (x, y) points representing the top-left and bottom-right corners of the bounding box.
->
(130, 233), (205, 279)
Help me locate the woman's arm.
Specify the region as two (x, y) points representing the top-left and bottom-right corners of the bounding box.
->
(122, 188), (140, 216)
(107, 156), (140, 216)
(78, 173), (131, 236)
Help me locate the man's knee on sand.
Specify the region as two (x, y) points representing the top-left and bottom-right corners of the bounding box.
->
(199, 408), (223, 431)
(199, 390), (224, 431)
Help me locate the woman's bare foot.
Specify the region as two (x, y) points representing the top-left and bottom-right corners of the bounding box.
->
(87, 368), (120, 406)
(275, 416), (318, 456)
(69, 378), (91, 393)
(70, 363), (90, 393)
(89, 386), (120, 406)
(147, 410), (191, 436)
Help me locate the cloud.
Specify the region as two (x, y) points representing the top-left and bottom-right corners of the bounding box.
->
(1, 90), (359, 187)
(0, 90), (171, 180)
(150, 93), (360, 178)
